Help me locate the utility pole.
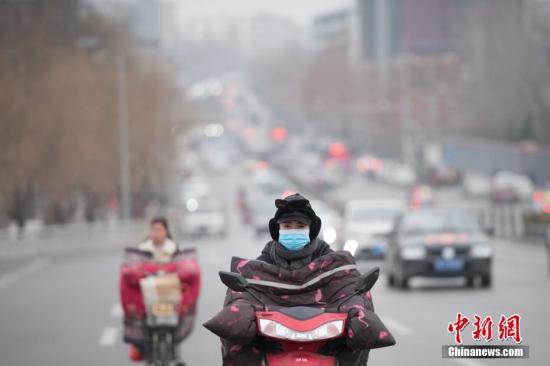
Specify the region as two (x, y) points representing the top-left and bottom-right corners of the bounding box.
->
(400, 57), (414, 163)
(375, 0), (390, 88)
(117, 53), (131, 219)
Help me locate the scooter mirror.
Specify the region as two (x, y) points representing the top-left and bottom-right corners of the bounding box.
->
(355, 267), (380, 294)
(219, 271), (250, 291)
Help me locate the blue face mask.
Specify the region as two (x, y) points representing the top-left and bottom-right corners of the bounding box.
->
(278, 229), (310, 251)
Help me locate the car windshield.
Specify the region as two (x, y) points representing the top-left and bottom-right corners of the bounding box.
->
(400, 211), (479, 235)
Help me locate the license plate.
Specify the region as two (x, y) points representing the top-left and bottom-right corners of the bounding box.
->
(151, 302), (176, 317)
(370, 244), (385, 254)
(434, 258), (464, 272)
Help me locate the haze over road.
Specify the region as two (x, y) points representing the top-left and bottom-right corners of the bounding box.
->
(1, 164), (548, 366)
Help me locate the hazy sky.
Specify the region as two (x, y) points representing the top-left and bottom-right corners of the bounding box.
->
(175, 0), (352, 25)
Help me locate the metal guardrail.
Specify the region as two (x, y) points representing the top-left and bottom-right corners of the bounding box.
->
(0, 219), (148, 258)
(477, 205), (525, 239)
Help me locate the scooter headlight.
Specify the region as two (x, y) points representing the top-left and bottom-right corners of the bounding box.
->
(258, 319), (345, 342)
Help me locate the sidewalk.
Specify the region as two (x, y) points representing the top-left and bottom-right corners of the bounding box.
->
(0, 219), (147, 260)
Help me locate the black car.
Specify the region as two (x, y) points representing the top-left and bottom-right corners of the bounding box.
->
(386, 209), (492, 289)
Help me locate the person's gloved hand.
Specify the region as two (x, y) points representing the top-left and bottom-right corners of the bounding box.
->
(203, 300), (258, 344)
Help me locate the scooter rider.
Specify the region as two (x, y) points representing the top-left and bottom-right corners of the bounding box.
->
(204, 193), (395, 365)
(138, 216), (178, 263)
(126, 216), (198, 361)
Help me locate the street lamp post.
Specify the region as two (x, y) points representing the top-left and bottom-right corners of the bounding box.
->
(116, 53), (132, 220)
(78, 37), (132, 220)
(375, 0), (390, 88)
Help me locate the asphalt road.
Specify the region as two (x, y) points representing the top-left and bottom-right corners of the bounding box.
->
(1, 165), (549, 366)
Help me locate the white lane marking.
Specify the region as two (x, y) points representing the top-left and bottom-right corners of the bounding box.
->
(110, 302), (123, 318)
(452, 359), (487, 366)
(0, 258), (50, 290)
(98, 326), (119, 347)
(381, 316), (414, 336)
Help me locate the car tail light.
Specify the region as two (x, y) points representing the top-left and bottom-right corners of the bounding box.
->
(258, 319), (344, 342)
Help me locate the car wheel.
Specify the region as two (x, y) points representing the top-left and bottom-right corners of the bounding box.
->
(481, 274), (492, 288)
(465, 275), (475, 288)
(387, 272), (395, 287)
(397, 274), (409, 290)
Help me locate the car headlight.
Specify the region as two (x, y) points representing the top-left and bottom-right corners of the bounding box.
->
(471, 245), (492, 258)
(323, 227), (337, 244)
(343, 239), (358, 256)
(400, 246), (426, 260)
(186, 198), (198, 212)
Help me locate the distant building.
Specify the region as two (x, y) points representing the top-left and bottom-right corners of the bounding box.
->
(312, 8), (352, 53)
(0, 0), (83, 46)
(237, 13), (304, 61)
(130, 0), (160, 47)
(180, 13), (304, 62)
(353, 0), (464, 63)
(125, 0), (178, 52)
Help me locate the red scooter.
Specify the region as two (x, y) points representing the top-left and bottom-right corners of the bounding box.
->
(219, 267), (380, 366)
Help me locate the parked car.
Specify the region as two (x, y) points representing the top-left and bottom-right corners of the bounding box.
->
(490, 171), (534, 203)
(179, 198), (227, 238)
(386, 209), (492, 289)
(342, 199), (406, 260)
(462, 173), (491, 198)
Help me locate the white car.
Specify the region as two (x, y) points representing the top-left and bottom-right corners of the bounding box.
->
(342, 199), (406, 259)
(179, 198), (227, 238)
(491, 171), (534, 203)
(463, 173), (491, 198)
(180, 178), (210, 204)
(380, 162), (417, 187)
